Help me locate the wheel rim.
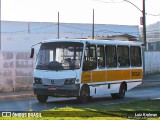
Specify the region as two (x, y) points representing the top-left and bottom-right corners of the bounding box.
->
(82, 91), (88, 101)
(120, 86), (125, 98)
(80, 87), (89, 103)
(37, 95), (48, 102)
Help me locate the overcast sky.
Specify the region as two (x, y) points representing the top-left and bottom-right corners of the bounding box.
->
(1, 0), (160, 25)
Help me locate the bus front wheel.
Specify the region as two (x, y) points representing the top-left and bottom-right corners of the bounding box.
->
(111, 83), (126, 99)
(37, 95), (48, 103)
(77, 85), (90, 104)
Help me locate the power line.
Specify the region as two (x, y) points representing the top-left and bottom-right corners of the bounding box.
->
(92, 0), (122, 3)
(146, 13), (160, 16)
(93, 0), (160, 16)
(95, 30), (140, 36)
(123, 0), (142, 12)
(2, 22), (159, 35)
(146, 29), (160, 33)
(60, 24), (92, 32)
(2, 24), (57, 33)
(123, 0), (160, 16)
(31, 24), (57, 31)
(55, 24), (140, 35)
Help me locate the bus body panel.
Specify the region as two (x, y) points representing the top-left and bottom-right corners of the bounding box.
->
(81, 71), (91, 83)
(127, 81), (142, 90)
(81, 68), (142, 83)
(34, 69), (77, 80)
(131, 69), (143, 79)
(92, 70), (106, 82)
(89, 84), (120, 96)
(33, 69), (81, 97)
(107, 69), (131, 81)
(31, 39), (143, 101)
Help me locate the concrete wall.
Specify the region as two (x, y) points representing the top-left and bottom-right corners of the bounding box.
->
(0, 51), (35, 92)
(144, 51), (160, 74)
(1, 33), (54, 52)
(2, 21), (139, 37)
(1, 21), (139, 52)
(0, 51), (160, 92)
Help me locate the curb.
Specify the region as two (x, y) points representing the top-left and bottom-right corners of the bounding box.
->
(0, 81), (160, 100)
(137, 82), (160, 88)
(0, 94), (36, 100)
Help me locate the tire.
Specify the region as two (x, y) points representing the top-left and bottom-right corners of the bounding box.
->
(119, 84), (126, 98)
(37, 95), (48, 103)
(111, 83), (126, 99)
(111, 93), (120, 99)
(77, 86), (90, 104)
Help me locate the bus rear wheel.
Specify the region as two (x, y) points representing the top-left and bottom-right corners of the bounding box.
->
(37, 95), (48, 103)
(111, 83), (126, 99)
(77, 85), (90, 104)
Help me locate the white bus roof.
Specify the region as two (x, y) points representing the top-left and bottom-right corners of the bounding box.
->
(43, 39), (143, 46)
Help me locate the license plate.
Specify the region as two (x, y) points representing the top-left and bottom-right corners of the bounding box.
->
(48, 86), (56, 90)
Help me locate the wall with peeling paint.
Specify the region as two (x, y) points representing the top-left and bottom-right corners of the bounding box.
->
(145, 51), (160, 74)
(0, 51), (35, 92)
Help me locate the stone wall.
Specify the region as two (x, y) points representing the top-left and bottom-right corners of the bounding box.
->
(0, 51), (35, 92)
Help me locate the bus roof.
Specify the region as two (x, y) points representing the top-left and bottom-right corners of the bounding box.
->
(43, 39), (143, 46)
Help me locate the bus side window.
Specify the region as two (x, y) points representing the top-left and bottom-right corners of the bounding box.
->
(117, 46), (130, 67)
(97, 45), (105, 68)
(105, 45), (117, 67)
(130, 46), (142, 67)
(83, 45), (97, 71)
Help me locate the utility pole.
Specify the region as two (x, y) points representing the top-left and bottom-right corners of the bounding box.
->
(57, 12), (60, 39)
(142, 0), (146, 76)
(92, 9), (94, 39)
(124, 0), (147, 50)
(0, 0), (1, 50)
(142, 0), (147, 50)
(28, 22), (30, 34)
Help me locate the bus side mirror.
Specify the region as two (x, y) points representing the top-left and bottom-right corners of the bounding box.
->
(30, 48), (34, 58)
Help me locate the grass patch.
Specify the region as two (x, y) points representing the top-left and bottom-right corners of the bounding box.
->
(89, 99), (160, 111)
(1, 99), (160, 120)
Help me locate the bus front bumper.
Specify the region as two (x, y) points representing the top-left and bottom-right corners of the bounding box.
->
(33, 84), (80, 97)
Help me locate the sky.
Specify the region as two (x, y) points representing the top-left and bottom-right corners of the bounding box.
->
(1, 0), (160, 26)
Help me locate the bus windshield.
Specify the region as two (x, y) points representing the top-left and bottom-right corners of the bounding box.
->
(36, 42), (83, 70)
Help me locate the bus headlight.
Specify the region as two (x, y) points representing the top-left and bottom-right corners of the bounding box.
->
(76, 79), (79, 82)
(34, 77), (42, 84)
(64, 78), (75, 85)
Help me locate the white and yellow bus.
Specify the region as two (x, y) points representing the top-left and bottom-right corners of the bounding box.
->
(30, 39), (143, 103)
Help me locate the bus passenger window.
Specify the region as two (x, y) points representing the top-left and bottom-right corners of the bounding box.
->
(83, 45), (97, 71)
(117, 46), (130, 67)
(97, 45), (105, 68)
(105, 45), (117, 67)
(130, 46), (141, 67)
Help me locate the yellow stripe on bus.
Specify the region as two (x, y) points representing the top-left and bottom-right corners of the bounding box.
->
(107, 70), (130, 81)
(81, 71), (91, 83)
(131, 69), (143, 79)
(92, 71), (106, 82)
(81, 69), (142, 83)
